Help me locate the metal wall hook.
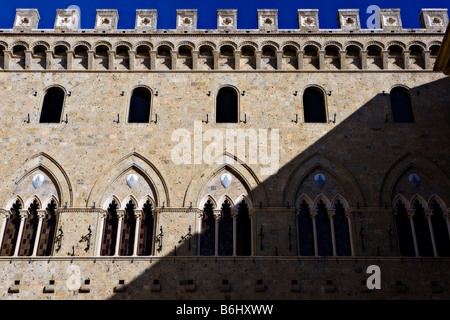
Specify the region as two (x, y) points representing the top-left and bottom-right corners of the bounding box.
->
(240, 113), (247, 124)
(241, 91), (246, 96)
(151, 113), (158, 124)
(293, 91), (298, 96)
(329, 113), (336, 124)
(327, 90), (332, 96)
(291, 114), (298, 124)
(155, 226), (164, 252)
(62, 114), (68, 124)
(113, 113), (120, 123)
(79, 225), (92, 252)
(202, 113), (209, 124)
(55, 226), (64, 252)
(24, 113), (30, 123)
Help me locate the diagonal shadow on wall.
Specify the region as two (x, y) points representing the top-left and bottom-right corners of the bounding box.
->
(107, 77), (450, 300)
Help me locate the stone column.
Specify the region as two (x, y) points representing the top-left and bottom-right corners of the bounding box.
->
(95, 212), (106, 256)
(108, 50), (115, 71)
(213, 50), (219, 70)
(3, 50), (11, 70)
(0, 211), (11, 250)
(425, 210), (438, 257)
(66, 50), (74, 70)
(24, 50), (32, 69)
(381, 50), (389, 69)
(13, 210), (28, 256)
(328, 211), (337, 256)
(231, 210), (238, 256)
(297, 50), (304, 70)
(403, 50), (410, 70)
(339, 50), (346, 70)
(132, 210), (142, 256)
(407, 210), (419, 257)
(214, 210), (221, 256)
(310, 209), (318, 256)
(197, 211), (203, 256)
(45, 50), (53, 70)
(346, 210), (355, 256)
(87, 50), (95, 70)
(192, 50), (199, 70)
(170, 50), (177, 70)
(318, 50), (325, 70)
(360, 50), (368, 70)
(233, 50), (241, 70)
(114, 211), (124, 256)
(150, 50), (157, 70)
(128, 50), (136, 71)
(31, 210), (47, 257)
(423, 50), (431, 70)
(255, 50), (262, 70)
(276, 50), (283, 70)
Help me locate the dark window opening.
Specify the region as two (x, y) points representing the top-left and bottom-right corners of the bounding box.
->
(216, 87), (238, 123)
(101, 201), (119, 256)
(390, 87), (414, 123)
(128, 87), (151, 123)
(200, 200), (215, 256)
(431, 201), (450, 257)
(316, 200), (332, 256)
(218, 200), (233, 256)
(236, 200), (251, 256)
(303, 87), (327, 123)
(39, 87), (65, 123)
(394, 201), (415, 256)
(413, 201), (433, 257)
(333, 200), (351, 256)
(120, 200), (136, 256)
(297, 200), (314, 256)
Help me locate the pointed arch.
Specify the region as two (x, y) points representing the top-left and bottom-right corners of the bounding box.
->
(313, 194), (332, 210)
(88, 152), (169, 209)
(295, 194), (314, 210)
(284, 152), (364, 208)
(120, 194), (139, 210)
(1, 153), (73, 209)
(24, 195), (42, 210)
(6, 195), (24, 211)
(380, 152), (450, 208)
(233, 194), (253, 211)
(183, 151), (267, 208)
(331, 194), (350, 210)
(139, 194), (156, 210)
(42, 195), (59, 209)
(199, 194), (218, 210)
(393, 194), (410, 209)
(410, 194), (428, 210)
(217, 194), (235, 209)
(428, 194), (447, 211)
(102, 195), (122, 211)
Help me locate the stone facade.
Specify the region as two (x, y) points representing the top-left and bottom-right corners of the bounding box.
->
(0, 7), (449, 300)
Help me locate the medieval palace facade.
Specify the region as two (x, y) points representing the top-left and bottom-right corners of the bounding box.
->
(0, 7), (449, 299)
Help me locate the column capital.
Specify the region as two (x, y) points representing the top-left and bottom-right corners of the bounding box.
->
(37, 210), (47, 220)
(134, 210), (143, 219)
(116, 210), (125, 219)
(309, 209), (317, 219)
(19, 210), (29, 219)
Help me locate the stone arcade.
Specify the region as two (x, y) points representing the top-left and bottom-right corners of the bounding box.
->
(0, 7), (449, 299)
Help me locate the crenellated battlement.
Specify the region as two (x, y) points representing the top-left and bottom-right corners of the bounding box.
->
(4, 8), (449, 33)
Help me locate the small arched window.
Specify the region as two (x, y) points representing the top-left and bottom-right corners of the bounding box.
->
(128, 87), (151, 123)
(216, 87), (238, 123)
(303, 87), (327, 123)
(39, 87), (65, 123)
(390, 87), (414, 123)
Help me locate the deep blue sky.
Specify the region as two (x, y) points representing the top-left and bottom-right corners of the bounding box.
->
(0, 0), (448, 30)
